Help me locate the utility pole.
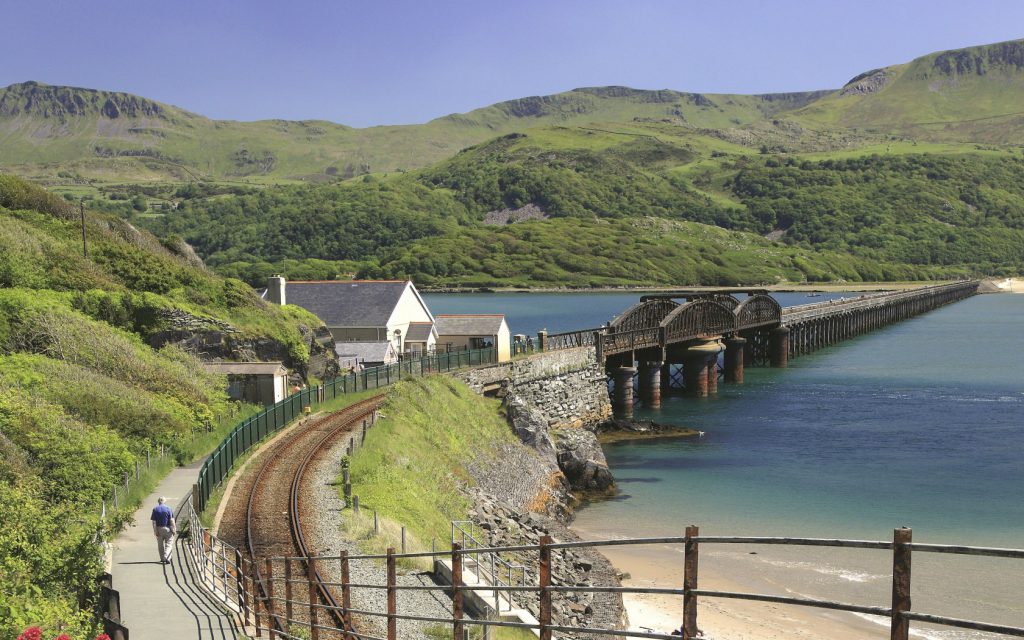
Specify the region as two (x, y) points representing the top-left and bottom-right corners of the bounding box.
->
(80, 199), (88, 258)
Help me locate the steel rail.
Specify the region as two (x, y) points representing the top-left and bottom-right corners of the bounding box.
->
(244, 395), (383, 636)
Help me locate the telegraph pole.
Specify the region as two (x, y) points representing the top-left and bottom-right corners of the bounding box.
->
(80, 199), (88, 258)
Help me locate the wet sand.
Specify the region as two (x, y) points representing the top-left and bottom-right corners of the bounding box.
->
(575, 537), (887, 640)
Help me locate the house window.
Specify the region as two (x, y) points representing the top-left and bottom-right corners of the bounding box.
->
(470, 337), (493, 349)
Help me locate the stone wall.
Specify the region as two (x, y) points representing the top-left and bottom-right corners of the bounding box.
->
(456, 347), (611, 429)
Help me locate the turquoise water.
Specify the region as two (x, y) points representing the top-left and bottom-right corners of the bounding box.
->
(428, 291), (1024, 637)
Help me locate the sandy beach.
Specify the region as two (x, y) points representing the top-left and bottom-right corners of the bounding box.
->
(572, 535), (889, 640)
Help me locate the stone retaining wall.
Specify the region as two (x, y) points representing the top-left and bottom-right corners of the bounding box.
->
(456, 347), (611, 429)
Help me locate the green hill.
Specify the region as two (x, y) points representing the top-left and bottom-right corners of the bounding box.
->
(0, 175), (331, 635)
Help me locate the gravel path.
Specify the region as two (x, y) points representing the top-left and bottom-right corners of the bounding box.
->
(304, 431), (453, 639)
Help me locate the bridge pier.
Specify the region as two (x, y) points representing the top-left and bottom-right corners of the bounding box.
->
(612, 366), (637, 418)
(769, 326), (790, 368)
(724, 336), (746, 383)
(638, 361), (663, 408)
(683, 340), (721, 397)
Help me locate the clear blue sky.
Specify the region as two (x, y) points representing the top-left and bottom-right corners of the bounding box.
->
(3, 0), (1022, 127)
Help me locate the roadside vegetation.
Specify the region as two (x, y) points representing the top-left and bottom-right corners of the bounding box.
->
(340, 377), (515, 558)
(0, 175), (325, 636)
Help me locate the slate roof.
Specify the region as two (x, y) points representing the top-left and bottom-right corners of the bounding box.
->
(334, 341), (396, 363)
(435, 314), (507, 336)
(203, 361), (288, 376)
(405, 322), (435, 342)
(286, 280), (410, 327)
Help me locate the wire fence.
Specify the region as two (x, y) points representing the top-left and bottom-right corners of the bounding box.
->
(177, 520), (1024, 640)
(195, 346), (499, 513)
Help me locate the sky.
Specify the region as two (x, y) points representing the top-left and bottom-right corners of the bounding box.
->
(2, 0), (1023, 128)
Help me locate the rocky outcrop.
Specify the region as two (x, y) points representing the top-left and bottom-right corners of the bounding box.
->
(506, 394), (614, 496)
(555, 428), (614, 492)
(841, 68), (893, 96)
(149, 308), (338, 381)
(469, 493), (626, 636)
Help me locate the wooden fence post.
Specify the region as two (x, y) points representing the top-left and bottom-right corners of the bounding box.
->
(307, 557), (320, 640)
(452, 542), (464, 640)
(891, 527), (912, 640)
(683, 525), (699, 640)
(265, 558), (277, 640)
(387, 548), (397, 640)
(341, 551), (353, 639)
(283, 558), (293, 633)
(252, 560), (263, 637)
(539, 535), (552, 640)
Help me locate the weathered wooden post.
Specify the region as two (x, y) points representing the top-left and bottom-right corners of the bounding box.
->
(891, 527), (912, 640)
(401, 526), (407, 554)
(353, 495), (360, 514)
(683, 525), (699, 640)
(284, 557), (293, 633)
(387, 548), (397, 640)
(340, 551), (353, 638)
(307, 557), (320, 640)
(374, 510), (379, 535)
(252, 562), (263, 637)
(539, 535), (553, 640)
(452, 542), (464, 640)
(265, 558), (277, 640)
(537, 330), (548, 351)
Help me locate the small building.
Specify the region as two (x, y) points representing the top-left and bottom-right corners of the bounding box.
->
(335, 341), (399, 369)
(435, 314), (511, 362)
(403, 321), (437, 357)
(203, 361), (289, 406)
(266, 278), (434, 356)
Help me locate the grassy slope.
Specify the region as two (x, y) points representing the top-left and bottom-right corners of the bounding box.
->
(0, 175), (328, 636)
(344, 376), (520, 556)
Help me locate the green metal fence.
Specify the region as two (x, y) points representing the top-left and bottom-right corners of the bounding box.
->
(194, 346), (498, 513)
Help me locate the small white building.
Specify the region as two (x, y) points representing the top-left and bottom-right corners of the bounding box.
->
(435, 314), (511, 362)
(203, 361), (289, 406)
(265, 277), (435, 359)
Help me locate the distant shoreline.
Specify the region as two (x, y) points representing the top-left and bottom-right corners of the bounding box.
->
(422, 280), (973, 294)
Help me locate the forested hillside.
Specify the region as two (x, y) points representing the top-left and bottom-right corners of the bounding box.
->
(0, 176), (327, 636)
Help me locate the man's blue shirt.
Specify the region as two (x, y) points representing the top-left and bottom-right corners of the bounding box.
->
(151, 504), (174, 527)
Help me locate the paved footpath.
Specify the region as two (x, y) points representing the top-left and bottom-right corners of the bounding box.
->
(110, 459), (243, 640)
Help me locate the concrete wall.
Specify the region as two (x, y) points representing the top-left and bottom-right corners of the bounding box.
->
(457, 347), (611, 429)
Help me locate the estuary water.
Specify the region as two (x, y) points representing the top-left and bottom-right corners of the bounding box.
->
(425, 292), (1024, 638)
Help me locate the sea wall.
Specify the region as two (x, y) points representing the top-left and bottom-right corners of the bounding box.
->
(455, 346), (612, 428)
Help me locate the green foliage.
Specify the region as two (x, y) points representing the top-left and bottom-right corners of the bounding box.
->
(346, 376), (518, 550)
(731, 154), (1024, 272)
(0, 479), (100, 638)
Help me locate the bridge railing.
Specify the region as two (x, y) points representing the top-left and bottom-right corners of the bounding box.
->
(242, 526), (1023, 640)
(602, 326), (661, 355)
(543, 327), (603, 351)
(782, 281), (978, 323)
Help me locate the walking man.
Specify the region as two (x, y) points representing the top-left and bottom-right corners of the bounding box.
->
(151, 496), (176, 564)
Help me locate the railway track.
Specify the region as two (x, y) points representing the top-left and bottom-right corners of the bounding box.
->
(244, 395), (383, 637)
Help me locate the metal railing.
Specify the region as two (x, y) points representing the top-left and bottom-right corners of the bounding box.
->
(194, 346), (499, 513)
(781, 281), (978, 322)
(451, 521), (529, 615)
(180, 519), (1024, 640)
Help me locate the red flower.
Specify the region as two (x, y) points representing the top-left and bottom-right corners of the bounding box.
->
(54, 635), (72, 640)
(95, 635), (112, 640)
(17, 628), (42, 640)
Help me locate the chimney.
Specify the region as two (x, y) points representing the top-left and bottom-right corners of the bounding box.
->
(267, 275), (286, 305)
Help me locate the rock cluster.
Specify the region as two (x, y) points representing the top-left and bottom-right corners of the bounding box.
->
(506, 395), (613, 494)
(469, 494), (626, 636)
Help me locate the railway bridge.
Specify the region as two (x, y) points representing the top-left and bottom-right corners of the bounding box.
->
(542, 281), (979, 418)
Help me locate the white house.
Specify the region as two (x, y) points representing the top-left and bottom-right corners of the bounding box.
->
(266, 277), (435, 355)
(203, 361), (289, 406)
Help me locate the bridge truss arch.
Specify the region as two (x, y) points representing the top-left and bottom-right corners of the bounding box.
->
(659, 299), (738, 343)
(611, 298), (680, 332)
(735, 294), (782, 331)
